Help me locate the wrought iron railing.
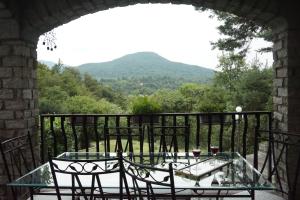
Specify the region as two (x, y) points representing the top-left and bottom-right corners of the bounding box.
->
(40, 112), (271, 166)
(39, 112), (300, 199)
(259, 130), (300, 199)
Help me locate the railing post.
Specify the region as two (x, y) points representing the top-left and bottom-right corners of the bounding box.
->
(207, 114), (212, 153)
(94, 116), (99, 152)
(61, 116), (67, 152)
(50, 116), (57, 157)
(127, 116), (134, 153)
(71, 116), (79, 152)
(104, 116), (109, 154)
(138, 116), (143, 163)
(160, 115), (167, 152)
(40, 115), (45, 163)
(231, 114), (236, 153)
(172, 115), (178, 152)
(268, 112), (272, 182)
(149, 115), (155, 164)
(254, 113), (260, 170)
(219, 114), (224, 152)
(83, 116), (88, 152)
(184, 115), (190, 153)
(196, 114), (200, 149)
(116, 116), (122, 152)
(243, 114), (248, 158)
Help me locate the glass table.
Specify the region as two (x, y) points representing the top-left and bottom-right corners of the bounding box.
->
(8, 152), (274, 199)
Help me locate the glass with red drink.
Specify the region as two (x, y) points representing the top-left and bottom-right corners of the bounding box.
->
(210, 146), (219, 156)
(192, 148), (201, 162)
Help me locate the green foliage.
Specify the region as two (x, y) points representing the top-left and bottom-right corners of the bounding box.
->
(152, 89), (189, 112)
(195, 8), (272, 56)
(37, 62), (123, 114)
(195, 86), (227, 112)
(65, 96), (122, 114)
(179, 83), (208, 112)
(39, 86), (68, 113)
(235, 65), (272, 111)
(212, 53), (272, 112)
(214, 53), (248, 93)
(130, 96), (162, 114)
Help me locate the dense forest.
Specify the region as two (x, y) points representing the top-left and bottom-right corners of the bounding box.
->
(38, 52), (272, 115)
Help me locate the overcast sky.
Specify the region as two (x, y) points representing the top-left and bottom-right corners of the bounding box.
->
(37, 4), (273, 70)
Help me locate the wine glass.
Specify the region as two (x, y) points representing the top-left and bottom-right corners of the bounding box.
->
(192, 148), (201, 162)
(192, 147), (201, 174)
(210, 145), (220, 184)
(210, 145), (219, 157)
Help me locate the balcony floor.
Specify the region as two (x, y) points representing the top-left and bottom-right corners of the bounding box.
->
(32, 191), (285, 200)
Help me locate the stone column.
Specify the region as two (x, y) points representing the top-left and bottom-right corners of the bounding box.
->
(273, 25), (300, 199)
(0, 36), (39, 200)
(286, 28), (300, 200)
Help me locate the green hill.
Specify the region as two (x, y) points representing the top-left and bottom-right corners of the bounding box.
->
(76, 52), (215, 82)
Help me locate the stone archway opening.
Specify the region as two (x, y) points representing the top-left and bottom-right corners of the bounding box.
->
(2, 0), (300, 199)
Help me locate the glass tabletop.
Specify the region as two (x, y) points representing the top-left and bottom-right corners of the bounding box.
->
(8, 152), (274, 191)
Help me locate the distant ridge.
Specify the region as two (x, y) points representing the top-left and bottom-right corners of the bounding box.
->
(76, 52), (215, 82)
(39, 60), (57, 68)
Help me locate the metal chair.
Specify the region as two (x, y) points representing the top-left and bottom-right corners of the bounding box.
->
(49, 156), (125, 200)
(122, 157), (176, 200)
(0, 131), (36, 200)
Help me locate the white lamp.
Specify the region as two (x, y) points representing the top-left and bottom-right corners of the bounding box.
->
(235, 106), (242, 120)
(236, 106), (242, 113)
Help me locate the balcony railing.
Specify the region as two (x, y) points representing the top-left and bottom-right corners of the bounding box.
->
(40, 112), (271, 164)
(38, 111), (300, 198)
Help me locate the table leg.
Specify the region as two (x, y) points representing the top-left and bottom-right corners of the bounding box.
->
(251, 189), (255, 200)
(30, 188), (34, 200)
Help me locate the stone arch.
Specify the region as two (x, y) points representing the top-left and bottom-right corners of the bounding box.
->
(1, 0), (300, 199)
(20, 0), (285, 40)
(0, 1), (20, 40)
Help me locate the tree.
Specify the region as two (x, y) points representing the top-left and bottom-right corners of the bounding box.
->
(235, 65), (272, 111)
(152, 89), (190, 113)
(195, 7), (272, 56)
(39, 86), (69, 113)
(214, 53), (248, 94)
(51, 59), (64, 74)
(60, 67), (90, 97)
(195, 86), (227, 112)
(65, 96), (122, 114)
(179, 83), (208, 111)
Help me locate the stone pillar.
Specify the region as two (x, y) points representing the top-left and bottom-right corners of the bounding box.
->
(285, 28), (300, 200)
(0, 34), (39, 200)
(273, 25), (300, 199)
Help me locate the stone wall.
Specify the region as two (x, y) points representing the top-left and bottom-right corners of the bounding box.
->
(1, 4), (39, 197)
(0, 39), (39, 199)
(272, 23), (300, 198)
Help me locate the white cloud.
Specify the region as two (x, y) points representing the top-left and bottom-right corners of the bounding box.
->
(37, 4), (273, 69)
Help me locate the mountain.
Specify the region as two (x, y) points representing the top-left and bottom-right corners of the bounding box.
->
(39, 60), (57, 68)
(76, 52), (215, 82)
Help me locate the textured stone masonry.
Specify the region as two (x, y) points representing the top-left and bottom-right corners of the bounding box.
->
(1, 0), (300, 199)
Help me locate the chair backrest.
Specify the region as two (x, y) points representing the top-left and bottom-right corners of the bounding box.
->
(0, 132), (36, 182)
(49, 156), (124, 200)
(0, 132), (36, 200)
(122, 157), (175, 200)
